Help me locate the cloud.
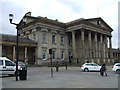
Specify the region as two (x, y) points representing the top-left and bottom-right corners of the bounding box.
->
(0, 0), (119, 48)
(1, 1), (26, 35)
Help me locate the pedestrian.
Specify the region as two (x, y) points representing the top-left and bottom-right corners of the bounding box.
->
(69, 56), (72, 65)
(86, 60), (89, 63)
(77, 58), (79, 64)
(25, 59), (28, 66)
(56, 61), (59, 72)
(100, 63), (107, 76)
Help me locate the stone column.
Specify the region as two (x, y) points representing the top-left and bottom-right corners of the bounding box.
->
(13, 46), (16, 61)
(105, 36), (108, 59)
(25, 47), (27, 59)
(72, 31), (76, 59)
(98, 40), (100, 58)
(0, 44), (2, 57)
(36, 31), (42, 65)
(117, 53), (119, 61)
(81, 30), (85, 59)
(118, 52), (120, 60)
(100, 34), (103, 61)
(65, 35), (69, 61)
(94, 33), (98, 58)
(88, 31), (92, 59)
(109, 36), (113, 59)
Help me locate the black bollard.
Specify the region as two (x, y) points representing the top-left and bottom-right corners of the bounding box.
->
(56, 66), (59, 72)
(65, 61), (67, 70)
(56, 61), (59, 72)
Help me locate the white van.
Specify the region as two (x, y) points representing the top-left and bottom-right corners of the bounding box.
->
(0, 57), (16, 76)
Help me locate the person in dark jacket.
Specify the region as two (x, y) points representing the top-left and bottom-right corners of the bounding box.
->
(100, 63), (107, 76)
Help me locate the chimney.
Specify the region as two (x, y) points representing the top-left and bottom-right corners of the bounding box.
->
(25, 12), (31, 16)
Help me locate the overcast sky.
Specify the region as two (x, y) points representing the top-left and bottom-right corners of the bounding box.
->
(0, 0), (119, 48)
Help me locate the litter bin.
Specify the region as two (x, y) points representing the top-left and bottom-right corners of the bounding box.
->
(19, 67), (27, 80)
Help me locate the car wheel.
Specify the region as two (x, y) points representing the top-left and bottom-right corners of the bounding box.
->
(84, 68), (89, 72)
(116, 69), (120, 74)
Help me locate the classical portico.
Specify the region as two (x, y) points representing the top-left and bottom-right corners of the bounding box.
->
(66, 18), (113, 64)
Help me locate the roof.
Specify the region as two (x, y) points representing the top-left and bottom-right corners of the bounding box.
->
(1, 34), (37, 46)
(18, 12), (113, 33)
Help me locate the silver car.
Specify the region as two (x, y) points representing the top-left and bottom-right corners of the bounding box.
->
(81, 63), (101, 72)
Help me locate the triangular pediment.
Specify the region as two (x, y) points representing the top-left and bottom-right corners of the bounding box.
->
(84, 17), (113, 31)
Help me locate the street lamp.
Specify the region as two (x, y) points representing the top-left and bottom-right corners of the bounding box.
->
(9, 14), (26, 81)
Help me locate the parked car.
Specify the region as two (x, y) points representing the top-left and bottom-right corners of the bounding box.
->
(0, 57), (27, 76)
(0, 57), (16, 76)
(112, 63), (120, 74)
(81, 63), (101, 72)
(18, 61), (27, 70)
(14, 61), (27, 75)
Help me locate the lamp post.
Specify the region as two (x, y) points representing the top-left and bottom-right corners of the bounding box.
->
(9, 14), (26, 81)
(49, 49), (53, 77)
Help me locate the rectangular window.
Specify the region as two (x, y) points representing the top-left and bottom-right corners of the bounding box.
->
(42, 50), (47, 60)
(52, 50), (56, 60)
(61, 36), (64, 45)
(42, 33), (47, 43)
(61, 51), (64, 60)
(52, 35), (55, 44)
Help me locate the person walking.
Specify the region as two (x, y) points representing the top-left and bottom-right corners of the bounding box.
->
(100, 63), (107, 76)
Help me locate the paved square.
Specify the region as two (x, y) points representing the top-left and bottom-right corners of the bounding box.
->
(2, 66), (118, 88)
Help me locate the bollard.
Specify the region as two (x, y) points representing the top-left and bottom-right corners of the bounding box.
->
(56, 66), (59, 72)
(56, 61), (59, 72)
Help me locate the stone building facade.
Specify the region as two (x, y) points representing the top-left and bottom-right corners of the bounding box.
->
(111, 48), (120, 63)
(16, 12), (114, 65)
(0, 34), (37, 64)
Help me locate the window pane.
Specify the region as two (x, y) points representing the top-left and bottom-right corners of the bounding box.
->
(61, 51), (64, 59)
(5, 60), (14, 66)
(52, 35), (55, 44)
(52, 50), (55, 59)
(42, 50), (46, 60)
(0, 60), (3, 65)
(43, 33), (47, 42)
(92, 64), (97, 66)
(61, 36), (64, 44)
